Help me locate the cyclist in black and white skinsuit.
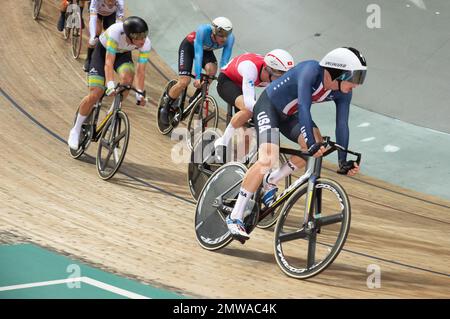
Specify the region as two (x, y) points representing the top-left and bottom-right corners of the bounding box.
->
(226, 47), (367, 240)
(83, 0), (125, 72)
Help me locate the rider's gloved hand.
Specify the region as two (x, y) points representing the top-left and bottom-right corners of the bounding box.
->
(135, 89), (146, 106)
(337, 160), (359, 176)
(193, 79), (202, 89)
(308, 143), (326, 158)
(105, 81), (116, 96)
(88, 37), (98, 46)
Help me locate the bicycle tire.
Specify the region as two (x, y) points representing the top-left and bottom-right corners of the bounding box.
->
(96, 111), (130, 180)
(32, 0), (43, 20)
(156, 80), (179, 135)
(273, 178), (351, 279)
(187, 130), (221, 201)
(194, 162), (248, 250)
(186, 95), (219, 151)
(71, 27), (82, 59)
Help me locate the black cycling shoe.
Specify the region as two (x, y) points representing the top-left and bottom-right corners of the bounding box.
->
(83, 59), (90, 72)
(159, 93), (175, 126)
(159, 107), (171, 126)
(57, 13), (65, 32)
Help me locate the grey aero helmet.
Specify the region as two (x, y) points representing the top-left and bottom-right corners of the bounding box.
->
(319, 47), (367, 85)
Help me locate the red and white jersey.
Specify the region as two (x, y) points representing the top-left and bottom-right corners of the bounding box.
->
(221, 53), (269, 111)
(221, 53), (267, 87)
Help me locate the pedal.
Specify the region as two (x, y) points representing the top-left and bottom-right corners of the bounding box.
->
(231, 234), (249, 244)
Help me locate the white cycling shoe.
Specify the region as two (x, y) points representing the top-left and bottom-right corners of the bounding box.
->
(226, 215), (250, 240)
(68, 128), (80, 150)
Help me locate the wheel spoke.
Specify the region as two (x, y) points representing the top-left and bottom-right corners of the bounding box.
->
(316, 213), (344, 227)
(278, 228), (308, 243)
(203, 112), (216, 125)
(113, 130), (126, 145)
(113, 147), (120, 164)
(102, 148), (114, 168)
(100, 138), (110, 150)
(307, 231), (317, 268)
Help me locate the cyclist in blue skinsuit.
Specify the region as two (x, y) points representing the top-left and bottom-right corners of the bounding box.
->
(225, 47), (368, 240)
(159, 17), (235, 126)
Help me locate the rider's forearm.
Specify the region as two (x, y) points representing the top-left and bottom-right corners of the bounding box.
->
(89, 14), (98, 42)
(104, 54), (115, 85)
(135, 64), (146, 91)
(241, 78), (256, 111)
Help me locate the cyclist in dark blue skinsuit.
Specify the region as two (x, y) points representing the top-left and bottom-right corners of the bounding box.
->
(159, 17), (235, 126)
(225, 47), (368, 240)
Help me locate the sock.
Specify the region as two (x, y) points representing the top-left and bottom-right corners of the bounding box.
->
(267, 160), (298, 185)
(73, 114), (87, 133)
(230, 188), (253, 221)
(215, 123), (235, 147)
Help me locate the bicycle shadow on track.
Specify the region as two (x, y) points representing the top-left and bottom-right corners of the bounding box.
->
(120, 161), (187, 186)
(218, 245), (424, 286)
(69, 154), (194, 198)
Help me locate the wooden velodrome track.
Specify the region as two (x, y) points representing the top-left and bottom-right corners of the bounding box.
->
(0, 1), (449, 298)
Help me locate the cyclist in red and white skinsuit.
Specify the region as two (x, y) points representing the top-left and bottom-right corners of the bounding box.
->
(214, 49), (295, 162)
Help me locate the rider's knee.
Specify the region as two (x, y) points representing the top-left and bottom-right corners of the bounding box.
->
(290, 155), (306, 168)
(256, 149), (279, 174)
(205, 63), (218, 75)
(120, 72), (134, 85)
(117, 63), (135, 84)
(241, 109), (253, 119)
(88, 87), (104, 102)
(178, 76), (191, 88)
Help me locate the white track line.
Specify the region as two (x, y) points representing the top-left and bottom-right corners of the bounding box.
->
(0, 277), (150, 299)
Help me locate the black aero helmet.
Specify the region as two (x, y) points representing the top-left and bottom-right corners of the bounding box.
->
(123, 16), (149, 40)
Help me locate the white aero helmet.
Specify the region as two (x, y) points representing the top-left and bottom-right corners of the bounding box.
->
(264, 49), (295, 73)
(211, 17), (233, 37)
(319, 47), (367, 84)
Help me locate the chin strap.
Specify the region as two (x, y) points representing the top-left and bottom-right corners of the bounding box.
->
(338, 80), (343, 92)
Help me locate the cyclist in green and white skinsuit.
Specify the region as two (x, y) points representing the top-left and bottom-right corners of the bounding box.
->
(68, 16), (151, 150)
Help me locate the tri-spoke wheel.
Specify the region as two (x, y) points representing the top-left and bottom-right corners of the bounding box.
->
(96, 111), (130, 180)
(274, 178), (351, 279)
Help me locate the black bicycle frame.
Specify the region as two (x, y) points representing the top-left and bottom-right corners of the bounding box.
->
(176, 74), (216, 123)
(83, 84), (142, 145)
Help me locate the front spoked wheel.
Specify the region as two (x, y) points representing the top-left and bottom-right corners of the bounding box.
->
(194, 162), (248, 250)
(186, 96), (219, 150)
(96, 111), (130, 180)
(32, 0), (43, 20)
(187, 129), (221, 201)
(274, 178), (351, 279)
